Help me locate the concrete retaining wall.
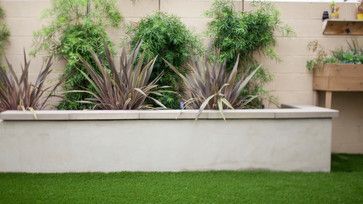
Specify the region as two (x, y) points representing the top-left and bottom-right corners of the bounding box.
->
(0, 106), (338, 172)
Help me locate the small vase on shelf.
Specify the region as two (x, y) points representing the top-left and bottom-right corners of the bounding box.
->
(330, 1), (340, 19)
(357, 0), (363, 20)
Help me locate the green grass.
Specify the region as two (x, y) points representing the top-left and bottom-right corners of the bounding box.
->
(0, 154), (362, 203)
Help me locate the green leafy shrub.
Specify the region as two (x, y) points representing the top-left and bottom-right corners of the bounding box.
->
(56, 21), (113, 110)
(33, 0), (122, 110)
(0, 6), (10, 57)
(307, 40), (363, 71)
(207, 0), (293, 66)
(128, 12), (202, 109)
(206, 0), (293, 108)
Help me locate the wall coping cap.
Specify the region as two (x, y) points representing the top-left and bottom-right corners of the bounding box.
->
(0, 105), (338, 121)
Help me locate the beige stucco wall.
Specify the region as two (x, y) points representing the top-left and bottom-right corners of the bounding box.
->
(1, 0), (362, 153)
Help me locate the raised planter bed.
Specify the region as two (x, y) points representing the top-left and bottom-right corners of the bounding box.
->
(313, 64), (363, 108)
(0, 105), (338, 173)
(313, 64), (363, 91)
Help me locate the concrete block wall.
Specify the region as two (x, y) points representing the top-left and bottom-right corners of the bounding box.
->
(1, 0), (362, 153)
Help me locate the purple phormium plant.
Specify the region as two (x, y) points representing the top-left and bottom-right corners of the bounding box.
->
(165, 56), (261, 119)
(0, 51), (62, 112)
(77, 42), (167, 110)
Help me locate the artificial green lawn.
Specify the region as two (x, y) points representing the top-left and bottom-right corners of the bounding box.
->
(0, 154), (362, 203)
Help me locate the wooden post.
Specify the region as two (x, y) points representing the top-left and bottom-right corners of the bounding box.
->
(158, 0), (161, 11)
(325, 91), (332, 108)
(241, 0), (244, 12)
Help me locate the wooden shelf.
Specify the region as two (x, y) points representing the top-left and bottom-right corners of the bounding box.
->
(313, 64), (363, 108)
(323, 19), (363, 35)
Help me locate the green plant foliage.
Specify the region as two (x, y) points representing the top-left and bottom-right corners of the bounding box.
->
(33, 0), (121, 55)
(206, 0), (293, 108)
(207, 0), (293, 66)
(57, 21), (112, 110)
(307, 40), (363, 71)
(0, 6), (10, 57)
(33, 0), (122, 110)
(128, 12), (202, 109)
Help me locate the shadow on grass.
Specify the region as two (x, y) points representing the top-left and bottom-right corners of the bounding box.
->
(332, 154), (363, 172)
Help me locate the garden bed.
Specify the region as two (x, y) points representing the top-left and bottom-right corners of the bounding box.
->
(0, 105), (338, 173)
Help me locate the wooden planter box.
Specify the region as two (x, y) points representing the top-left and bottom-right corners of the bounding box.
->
(313, 64), (363, 108)
(314, 64), (363, 91)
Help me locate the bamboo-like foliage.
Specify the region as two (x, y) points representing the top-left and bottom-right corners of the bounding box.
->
(0, 51), (61, 112)
(79, 42), (167, 110)
(0, 7), (10, 57)
(165, 56), (261, 117)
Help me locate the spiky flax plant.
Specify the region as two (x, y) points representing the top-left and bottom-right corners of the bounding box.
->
(79, 42), (167, 110)
(0, 51), (61, 112)
(165, 56), (261, 118)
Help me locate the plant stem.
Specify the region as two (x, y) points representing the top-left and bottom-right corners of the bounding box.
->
(86, 0), (91, 15)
